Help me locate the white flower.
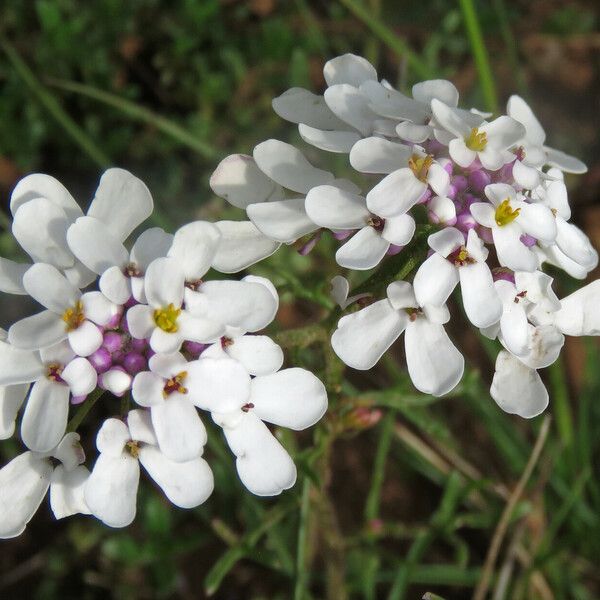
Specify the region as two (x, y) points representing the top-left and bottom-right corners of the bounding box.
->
(84, 410), (213, 528)
(132, 352), (207, 463)
(431, 98), (525, 170)
(126, 256), (224, 354)
(211, 367), (327, 496)
(330, 276), (370, 310)
(0, 339), (96, 452)
(413, 228), (502, 328)
(470, 183), (556, 272)
(305, 184), (415, 270)
(8, 263), (118, 355)
(332, 281), (464, 396)
(0, 432), (90, 538)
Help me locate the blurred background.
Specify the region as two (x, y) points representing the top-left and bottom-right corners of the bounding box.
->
(0, 1), (599, 599)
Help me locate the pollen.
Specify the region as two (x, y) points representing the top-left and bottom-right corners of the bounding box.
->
(366, 215), (384, 231)
(408, 154), (433, 182)
(405, 307), (422, 321)
(125, 440), (140, 458)
(153, 303), (181, 333)
(495, 199), (521, 227)
(46, 363), (64, 382)
(163, 371), (188, 398)
(62, 301), (85, 331)
(450, 245), (476, 267)
(465, 127), (487, 152)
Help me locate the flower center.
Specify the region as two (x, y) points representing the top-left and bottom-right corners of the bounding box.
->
(448, 245), (476, 267)
(46, 363), (64, 383)
(241, 402), (255, 413)
(125, 262), (142, 278)
(125, 440), (140, 458)
(185, 279), (203, 292)
(514, 290), (527, 304)
(494, 199), (521, 227)
(163, 371), (188, 397)
(62, 301), (85, 331)
(153, 303), (181, 333)
(221, 336), (234, 348)
(465, 127), (487, 152)
(408, 154), (433, 182)
(404, 307), (423, 322)
(366, 216), (385, 231)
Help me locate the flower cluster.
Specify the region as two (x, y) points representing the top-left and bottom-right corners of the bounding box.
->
(210, 53), (599, 417)
(0, 169), (327, 536)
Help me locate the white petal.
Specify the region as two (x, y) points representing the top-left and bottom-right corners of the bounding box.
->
(0, 341), (43, 385)
(8, 311), (66, 350)
(0, 452), (52, 538)
(220, 411), (296, 496)
(513, 160), (541, 189)
(427, 163), (450, 197)
(516, 203), (557, 244)
(126, 304), (155, 339)
(149, 328), (183, 354)
(386, 281), (417, 310)
(0, 383), (28, 439)
(167, 221), (221, 281)
(349, 137), (411, 174)
(480, 116), (525, 150)
(130, 227), (173, 270)
(50, 465), (91, 519)
(87, 168), (153, 241)
(127, 409), (158, 445)
(323, 54), (377, 87)
(491, 351), (548, 418)
(428, 195), (456, 225)
(459, 262), (502, 328)
(96, 418), (129, 456)
(186, 357), (250, 413)
(23, 263), (79, 314)
(63, 262), (97, 289)
(84, 452), (139, 528)
(225, 335), (283, 376)
(100, 267), (131, 305)
(298, 123), (360, 153)
(493, 225), (538, 272)
(272, 88), (348, 130)
(0, 258), (29, 295)
(469, 202), (496, 228)
(366, 168), (426, 218)
(484, 183), (516, 206)
(396, 122), (433, 143)
(132, 371), (166, 408)
(151, 398), (206, 462)
(448, 138), (477, 168)
(381, 214), (416, 246)
(13, 198), (74, 268)
(518, 324), (564, 370)
(305, 185), (369, 229)
(427, 227), (463, 257)
(506, 95), (546, 145)
(139, 446), (213, 507)
(198, 280), (278, 333)
(360, 80), (427, 122)
(144, 257), (184, 308)
(10, 173), (81, 220)
(404, 319), (464, 396)
(21, 379), (69, 453)
(431, 99), (471, 138)
(324, 84), (376, 136)
(211, 220), (280, 273)
(210, 154), (281, 208)
(66, 216), (128, 274)
(544, 146), (587, 174)
(68, 320), (103, 357)
(555, 219), (598, 271)
(247, 198), (317, 243)
(413, 253), (458, 306)
(412, 80), (459, 107)
(81, 291), (118, 326)
(177, 312), (224, 343)
(336, 226), (389, 270)
(52, 431), (85, 470)
(253, 140), (333, 194)
(331, 299), (407, 369)
(250, 368), (327, 430)
(553, 280), (600, 336)
(61, 357), (97, 396)
(101, 368), (133, 397)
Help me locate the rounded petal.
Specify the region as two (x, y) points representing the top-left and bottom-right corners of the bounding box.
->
(366, 168), (426, 218)
(298, 123), (360, 153)
(100, 267), (131, 305)
(324, 84), (376, 136)
(167, 221), (221, 281)
(469, 203), (496, 228)
(61, 357), (97, 396)
(0, 258), (29, 295)
(81, 291), (118, 326)
(459, 263), (502, 328)
(404, 319), (464, 396)
(381, 214), (416, 247)
(144, 257), (184, 308)
(491, 351), (548, 418)
(331, 299), (407, 370)
(517, 203), (557, 244)
(272, 88), (347, 130)
(247, 198), (317, 243)
(21, 379), (70, 453)
(0, 383), (29, 439)
(87, 168), (153, 241)
(250, 368), (327, 430)
(336, 226), (390, 270)
(186, 357), (251, 412)
(413, 253), (458, 307)
(506, 95), (545, 145)
(23, 263), (79, 314)
(177, 312), (224, 343)
(305, 185), (369, 229)
(139, 446), (213, 508)
(349, 137), (411, 174)
(8, 311), (66, 350)
(126, 304), (155, 339)
(480, 116), (525, 150)
(149, 328), (183, 354)
(553, 280), (600, 336)
(0, 341), (44, 385)
(96, 418), (130, 456)
(130, 228), (173, 270)
(513, 160), (541, 189)
(84, 452), (139, 528)
(544, 146), (587, 174)
(431, 99), (471, 138)
(427, 162), (450, 197)
(448, 138), (477, 168)
(493, 225), (538, 272)
(50, 464), (91, 519)
(132, 371), (166, 408)
(413, 80), (459, 107)
(225, 335), (283, 376)
(100, 368), (133, 397)
(555, 219), (598, 271)
(323, 54), (377, 87)
(68, 320), (103, 357)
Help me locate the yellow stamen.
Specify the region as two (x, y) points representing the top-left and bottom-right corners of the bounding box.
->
(408, 154), (433, 183)
(495, 199), (521, 227)
(465, 127), (487, 152)
(61, 301), (85, 331)
(126, 440), (140, 459)
(153, 303), (181, 333)
(163, 371), (188, 398)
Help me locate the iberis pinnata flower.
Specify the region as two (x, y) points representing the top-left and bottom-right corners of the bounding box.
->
(209, 52), (599, 419)
(0, 169), (328, 537)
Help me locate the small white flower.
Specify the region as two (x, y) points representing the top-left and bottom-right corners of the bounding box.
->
(8, 263), (118, 355)
(332, 281), (464, 396)
(0, 432), (90, 538)
(84, 410), (213, 528)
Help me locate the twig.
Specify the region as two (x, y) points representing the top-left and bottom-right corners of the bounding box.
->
(472, 416), (552, 600)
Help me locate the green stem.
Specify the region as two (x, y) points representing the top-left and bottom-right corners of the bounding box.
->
(458, 0), (499, 113)
(67, 388), (106, 432)
(548, 359), (573, 448)
(294, 477), (312, 600)
(0, 37), (110, 168)
(337, 0), (434, 80)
